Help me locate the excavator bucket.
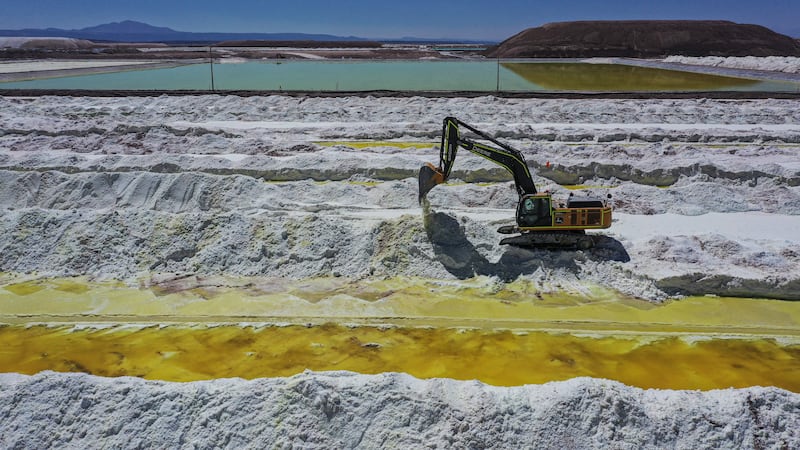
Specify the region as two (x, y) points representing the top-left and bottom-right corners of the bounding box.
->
(418, 163), (445, 203)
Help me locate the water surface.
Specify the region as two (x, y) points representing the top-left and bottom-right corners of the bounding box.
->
(2, 60), (797, 92)
(2, 276), (799, 389)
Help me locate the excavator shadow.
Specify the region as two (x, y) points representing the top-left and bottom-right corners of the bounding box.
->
(424, 210), (630, 281)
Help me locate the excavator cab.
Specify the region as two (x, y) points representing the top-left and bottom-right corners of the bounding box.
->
(517, 193), (612, 231)
(518, 194), (552, 227)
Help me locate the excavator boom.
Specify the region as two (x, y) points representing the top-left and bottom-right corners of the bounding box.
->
(418, 117), (537, 202)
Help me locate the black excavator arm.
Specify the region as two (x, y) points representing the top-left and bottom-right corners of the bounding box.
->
(419, 117), (537, 202)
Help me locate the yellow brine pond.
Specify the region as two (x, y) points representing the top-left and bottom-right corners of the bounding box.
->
(1, 275), (798, 391)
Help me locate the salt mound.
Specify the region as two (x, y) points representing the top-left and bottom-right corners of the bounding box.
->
(2, 95), (800, 299)
(0, 371), (796, 449)
(663, 56), (800, 74)
(0, 37), (95, 49)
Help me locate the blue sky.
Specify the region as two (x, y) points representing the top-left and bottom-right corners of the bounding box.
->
(2, 0), (799, 40)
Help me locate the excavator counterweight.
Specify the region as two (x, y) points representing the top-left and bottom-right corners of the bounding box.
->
(419, 117), (612, 249)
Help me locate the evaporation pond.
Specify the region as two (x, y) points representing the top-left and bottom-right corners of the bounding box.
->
(1, 276), (799, 390)
(1, 60), (797, 92)
(1, 323), (798, 391)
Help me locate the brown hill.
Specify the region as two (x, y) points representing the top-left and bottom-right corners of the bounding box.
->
(485, 21), (800, 58)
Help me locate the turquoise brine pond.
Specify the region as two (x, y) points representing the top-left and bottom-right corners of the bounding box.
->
(1, 60), (798, 92)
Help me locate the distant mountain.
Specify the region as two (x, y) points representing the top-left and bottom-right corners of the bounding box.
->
(78, 21), (176, 36)
(0, 20), (368, 43)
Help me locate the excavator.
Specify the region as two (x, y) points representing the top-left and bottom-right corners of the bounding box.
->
(419, 117), (612, 249)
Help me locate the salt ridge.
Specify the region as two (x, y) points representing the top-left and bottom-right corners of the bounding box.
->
(1, 371), (797, 449)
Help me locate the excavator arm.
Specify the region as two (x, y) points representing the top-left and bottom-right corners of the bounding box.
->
(419, 117), (537, 203)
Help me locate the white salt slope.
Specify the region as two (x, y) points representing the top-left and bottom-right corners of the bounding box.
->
(0, 37), (94, 50)
(662, 56), (800, 74)
(0, 371), (798, 449)
(1, 95), (800, 299)
(0, 60), (164, 73)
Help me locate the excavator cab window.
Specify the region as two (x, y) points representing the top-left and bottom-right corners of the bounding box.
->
(518, 195), (551, 227)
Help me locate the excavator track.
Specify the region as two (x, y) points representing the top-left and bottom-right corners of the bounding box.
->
(499, 230), (595, 249)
